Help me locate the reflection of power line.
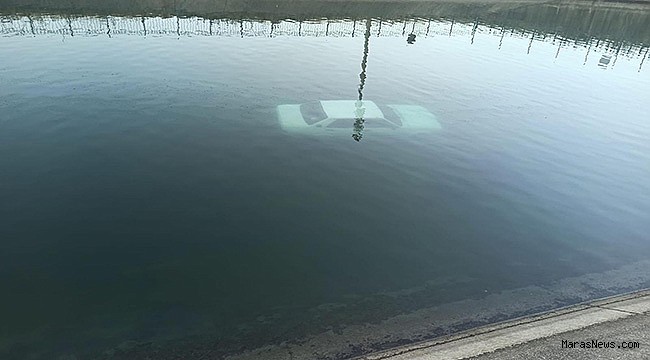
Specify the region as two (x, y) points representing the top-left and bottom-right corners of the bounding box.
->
(353, 19), (372, 142)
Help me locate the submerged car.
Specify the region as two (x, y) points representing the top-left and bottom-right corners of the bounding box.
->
(277, 100), (441, 134)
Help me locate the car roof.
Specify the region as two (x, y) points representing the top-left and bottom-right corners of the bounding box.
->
(320, 100), (384, 120)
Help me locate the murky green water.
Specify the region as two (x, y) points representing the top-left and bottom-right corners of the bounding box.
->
(1, 1), (650, 359)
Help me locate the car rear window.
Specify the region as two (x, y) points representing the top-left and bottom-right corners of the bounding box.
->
(327, 118), (396, 128)
(300, 102), (327, 125)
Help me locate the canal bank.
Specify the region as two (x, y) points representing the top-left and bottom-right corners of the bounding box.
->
(222, 261), (650, 360)
(359, 289), (650, 359)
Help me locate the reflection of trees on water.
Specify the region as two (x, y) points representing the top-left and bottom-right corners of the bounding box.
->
(352, 19), (371, 142)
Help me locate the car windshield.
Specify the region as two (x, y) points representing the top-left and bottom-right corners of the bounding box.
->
(378, 105), (403, 126)
(327, 118), (396, 128)
(300, 101), (327, 125)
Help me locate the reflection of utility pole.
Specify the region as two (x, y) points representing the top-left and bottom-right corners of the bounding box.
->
(612, 42), (623, 67)
(498, 26), (505, 50)
(527, 31), (535, 54)
(407, 21), (416, 44)
(353, 19), (372, 142)
(639, 47), (649, 72)
(28, 15), (35, 36)
(470, 18), (479, 44)
(357, 21), (370, 102)
(583, 38), (592, 65)
(106, 17), (111, 38)
(142, 16), (147, 36)
(555, 37), (562, 59)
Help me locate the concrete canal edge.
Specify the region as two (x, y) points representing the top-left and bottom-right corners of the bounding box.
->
(356, 288), (650, 360)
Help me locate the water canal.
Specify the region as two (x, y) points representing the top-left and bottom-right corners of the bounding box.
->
(1, 1), (650, 359)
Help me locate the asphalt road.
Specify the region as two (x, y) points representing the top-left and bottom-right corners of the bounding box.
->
(468, 311), (650, 360)
(361, 289), (650, 360)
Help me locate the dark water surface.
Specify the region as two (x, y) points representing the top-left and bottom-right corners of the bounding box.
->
(1, 1), (650, 359)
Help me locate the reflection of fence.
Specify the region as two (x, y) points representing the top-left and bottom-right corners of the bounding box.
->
(1, 16), (430, 37)
(1, 15), (648, 70)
